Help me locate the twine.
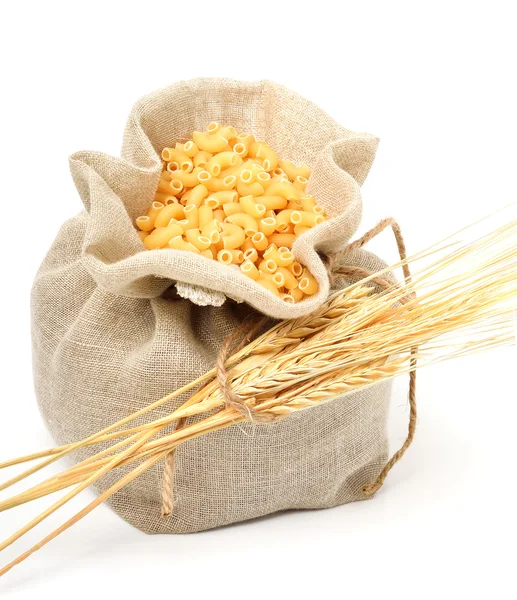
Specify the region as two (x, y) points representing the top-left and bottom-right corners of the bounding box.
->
(331, 218), (417, 497)
(161, 217), (417, 515)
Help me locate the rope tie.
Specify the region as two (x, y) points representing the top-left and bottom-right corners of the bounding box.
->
(161, 217), (417, 515)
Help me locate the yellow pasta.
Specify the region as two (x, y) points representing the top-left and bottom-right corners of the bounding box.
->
(251, 231), (269, 251)
(185, 184), (209, 207)
(185, 229), (212, 251)
(222, 202), (242, 217)
(237, 180), (265, 197)
(182, 204), (199, 229)
(193, 151), (213, 169)
(274, 209), (294, 232)
(226, 213), (259, 237)
(258, 258), (277, 274)
(256, 277), (280, 296)
(217, 249), (244, 265)
(277, 267), (298, 290)
(213, 209), (225, 223)
(289, 287), (304, 302)
(168, 236), (200, 253)
(278, 160), (311, 180)
(157, 178), (183, 196)
(281, 293), (295, 303)
(278, 249), (294, 266)
(241, 237), (255, 253)
(239, 195), (266, 219)
(205, 191), (238, 208)
(267, 233), (297, 247)
(199, 172), (237, 192)
(231, 133), (254, 157)
(154, 192), (176, 204)
(161, 148), (193, 172)
(198, 205), (214, 230)
(259, 195), (288, 210)
(192, 132), (229, 153)
(290, 211), (324, 228)
(154, 203), (185, 228)
(201, 219), (221, 243)
(300, 195), (317, 212)
(139, 124), (330, 301)
(294, 224), (311, 236)
(136, 216), (155, 232)
(256, 171), (271, 186)
(263, 245), (293, 268)
(218, 126), (238, 140)
(144, 223), (184, 249)
(258, 270), (284, 288)
(293, 176), (308, 191)
(243, 247), (258, 263)
(182, 140), (198, 158)
(221, 222), (246, 250)
(256, 143), (279, 172)
(146, 202), (164, 221)
(170, 167), (204, 188)
(240, 260), (260, 280)
(266, 180), (300, 200)
(258, 217), (277, 236)
(298, 269), (318, 295)
(207, 152), (240, 176)
(287, 261), (303, 277)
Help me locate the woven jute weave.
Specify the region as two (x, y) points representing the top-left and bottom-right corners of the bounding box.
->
(31, 79), (392, 533)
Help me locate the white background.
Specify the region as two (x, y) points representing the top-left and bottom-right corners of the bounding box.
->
(0, 1), (516, 598)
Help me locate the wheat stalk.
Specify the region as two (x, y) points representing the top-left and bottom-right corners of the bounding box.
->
(1, 213), (516, 576)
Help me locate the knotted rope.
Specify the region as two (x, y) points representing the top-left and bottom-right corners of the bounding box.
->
(161, 217), (417, 515)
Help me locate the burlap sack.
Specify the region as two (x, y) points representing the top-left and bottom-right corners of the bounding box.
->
(31, 79), (391, 534)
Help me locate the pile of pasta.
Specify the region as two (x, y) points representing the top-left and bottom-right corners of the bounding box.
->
(135, 123), (329, 302)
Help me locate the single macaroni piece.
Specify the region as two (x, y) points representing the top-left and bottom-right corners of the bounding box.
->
(226, 213), (259, 237)
(221, 222), (246, 250)
(161, 148), (193, 172)
(198, 205), (214, 229)
(192, 132), (229, 153)
(136, 216), (155, 232)
(205, 191), (238, 207)
(256, 277), (280, 296)
(237, 180), (265, 197)
(217, 249), (244, 265)
(239, 195), (266, 219)
(185, 184), (209, 207)
(147, 201), (165, 219)
(193, 151), (213, 169)
(168, 236), (200, 253)
(207, 152), (240, 176)
(154, 202), (185, 228)
(258, 217), (277, 236)
(240, 260), (260, 280)
(222, 202), (242, 217)
(278, 160), (311, 180)
(170, 167), (204, 188)
(144, 223), (184, 249)
(259, 195), (288, 210)
(137, 123), (330, 301)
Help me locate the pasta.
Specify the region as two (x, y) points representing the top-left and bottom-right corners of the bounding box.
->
(207, 152), (241, 176)
(136, 123), (330, 301)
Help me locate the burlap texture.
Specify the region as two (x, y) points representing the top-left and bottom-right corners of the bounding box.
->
(31, 79), (391, 533)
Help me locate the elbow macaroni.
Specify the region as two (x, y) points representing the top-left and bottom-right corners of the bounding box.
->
(136, 123), (330, 302)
